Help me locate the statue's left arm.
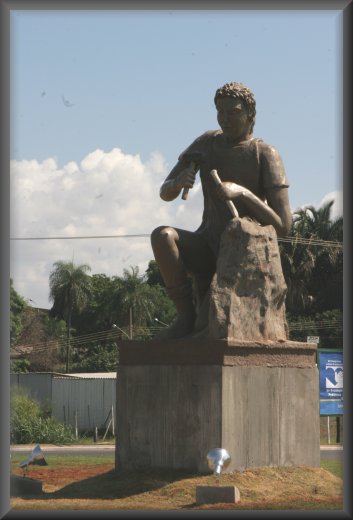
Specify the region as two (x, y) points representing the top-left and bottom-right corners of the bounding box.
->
(215, 143), (292, 238)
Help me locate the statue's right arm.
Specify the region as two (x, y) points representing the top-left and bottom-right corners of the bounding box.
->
(160, 162), (196, 201)
(160, 131), (213, 201)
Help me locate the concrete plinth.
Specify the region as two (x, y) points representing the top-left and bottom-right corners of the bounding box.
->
(196, 485), (240, 504)
(116, 339), (320, 472)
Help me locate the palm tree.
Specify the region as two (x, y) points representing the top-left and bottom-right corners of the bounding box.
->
(280, 236), (316, 313)
(49, 261), (92, 372)
(295, 201), (342, 309)
(280, 200), (343, 314)
(111, 266), (160, 338)
(293, 200), (342, 242)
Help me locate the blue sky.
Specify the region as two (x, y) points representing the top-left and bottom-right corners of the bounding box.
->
(10, 9), (343, 308)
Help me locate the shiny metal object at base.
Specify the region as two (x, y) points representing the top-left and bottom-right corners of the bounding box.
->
(207, 448), (231, 475)
(19, 444), (48, 470)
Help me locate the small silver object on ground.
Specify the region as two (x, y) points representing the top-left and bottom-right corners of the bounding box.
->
(11, 444), (48, 496)
(196, 448), (240, 505)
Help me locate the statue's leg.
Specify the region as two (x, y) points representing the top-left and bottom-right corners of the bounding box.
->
(150, 226), (215, 339)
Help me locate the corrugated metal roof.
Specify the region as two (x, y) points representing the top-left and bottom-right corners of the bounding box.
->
(53, 372), (117, 379)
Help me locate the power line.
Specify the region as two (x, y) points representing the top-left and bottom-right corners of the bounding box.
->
(278, 237), (342, 249)
(12, 319), (343, 356)
(287, 319), (342, 331)
(12, 326), (164, 354)
(10, 233), (343, 249)
(14, 328), (128, 351)
(10, 234), (150, 241)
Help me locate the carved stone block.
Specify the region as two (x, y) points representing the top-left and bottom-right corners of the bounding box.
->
(208, 217), (288, 341)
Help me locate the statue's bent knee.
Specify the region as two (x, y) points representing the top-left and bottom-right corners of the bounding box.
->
(151, 226), (177, 248)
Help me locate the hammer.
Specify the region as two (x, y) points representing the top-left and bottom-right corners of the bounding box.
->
(210, 169), (239, 218)
(181, 151), (203, 200)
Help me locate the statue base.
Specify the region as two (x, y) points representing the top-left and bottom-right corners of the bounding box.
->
(115, 339), (320, 472)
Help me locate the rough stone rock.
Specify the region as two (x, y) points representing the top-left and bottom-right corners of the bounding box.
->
(208, 217), (288, 341)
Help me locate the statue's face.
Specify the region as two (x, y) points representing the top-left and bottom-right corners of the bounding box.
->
(216, 96), (252, 142)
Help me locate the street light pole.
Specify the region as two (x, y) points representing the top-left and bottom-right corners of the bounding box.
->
(112, 324), (130, 339)
(154, 318), (169, 327)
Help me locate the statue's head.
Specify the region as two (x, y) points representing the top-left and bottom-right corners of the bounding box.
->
(214, 82), (256, 134)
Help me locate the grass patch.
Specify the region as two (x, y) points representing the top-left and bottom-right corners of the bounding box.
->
(10, 463), (343, 511)
(11, 454), (115, 467)
(11, 455), (342, 477)
(321, 459), (343, 479)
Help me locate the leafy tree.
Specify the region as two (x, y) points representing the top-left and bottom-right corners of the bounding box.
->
(71, 342), (118, 372)
(280, 237), (316, 314)
(280, 200), (343, 315)
(144, 261), (176, 333)
(110, 266), (161, 337)
(49, 261), (92, 372)
(302, 203), (343, 312)
(27, 314), (67, 372)
(313, 309), (343, 348)
(66, 265), (177, 369)
(287, 309), (342, 348)
(145, 260), (165, 286)
(12, 306), (67, 372)
(293, 200), (342, 241)
(11, 308), (68, 373)
(10, 358), (31, 374)
(150, 284), (176, 331)
(72, 274), (121, 335)
(10, 279), (27, 348)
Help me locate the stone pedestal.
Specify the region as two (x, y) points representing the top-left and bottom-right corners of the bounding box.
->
(115, 339), (320, 472)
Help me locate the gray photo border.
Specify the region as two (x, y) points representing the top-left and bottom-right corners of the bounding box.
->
(1, 0), (351, 518)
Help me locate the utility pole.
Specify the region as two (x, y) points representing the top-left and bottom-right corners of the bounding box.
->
(129, 307), (133, 339)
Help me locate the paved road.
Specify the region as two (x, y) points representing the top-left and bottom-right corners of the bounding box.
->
(11, 444), (115, 458)
(11, 444), (343, 461)
(320, 445), (343, 461)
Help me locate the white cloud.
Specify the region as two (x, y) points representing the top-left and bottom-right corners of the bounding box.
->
(319, 191), (343, 220)
(293, 191), (343, 220)
(10, 148), (203, 308)
(11, 147), (341, 310)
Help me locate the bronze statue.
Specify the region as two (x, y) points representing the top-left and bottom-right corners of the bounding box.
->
(151, 82), (292, 340)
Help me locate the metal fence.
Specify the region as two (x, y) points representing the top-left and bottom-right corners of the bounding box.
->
(10, 372), (116, 432)
(10, 373), (53, 405)
(52, 376), (116, 431)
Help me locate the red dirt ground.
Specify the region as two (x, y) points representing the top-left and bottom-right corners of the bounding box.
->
(12, 464), (114, 489)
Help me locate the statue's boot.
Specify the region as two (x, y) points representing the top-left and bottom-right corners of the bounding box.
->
(154, 282), (196, 340)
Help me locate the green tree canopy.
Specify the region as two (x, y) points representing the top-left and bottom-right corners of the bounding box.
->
(280, 200), (343, 315)
(111, 266), (163, 335)
(10, 278), (27, 348)
(145, 260), (165, 286)
(49, 261), (92, 372)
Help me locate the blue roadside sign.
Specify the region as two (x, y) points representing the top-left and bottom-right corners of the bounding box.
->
(318, 349), (343, 415)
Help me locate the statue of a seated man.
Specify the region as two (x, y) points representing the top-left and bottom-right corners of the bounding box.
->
(151, 82), (292, 340)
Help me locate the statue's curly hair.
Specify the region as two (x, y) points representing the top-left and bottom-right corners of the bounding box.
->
(214, 82), (256, 132)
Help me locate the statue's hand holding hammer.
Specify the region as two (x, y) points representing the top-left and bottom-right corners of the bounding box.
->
(173, 166), (197, 192)
(159, 165), (197, 202)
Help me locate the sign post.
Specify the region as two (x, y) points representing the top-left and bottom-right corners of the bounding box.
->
(317, 349), (343, 416)
(307, 336), (320, 344)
